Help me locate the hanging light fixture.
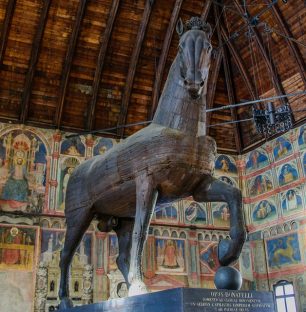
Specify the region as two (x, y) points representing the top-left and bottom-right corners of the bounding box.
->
(252, 102), (293, 137)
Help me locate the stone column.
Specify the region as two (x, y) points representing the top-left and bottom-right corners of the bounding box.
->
(187, 231), (200, 287)
(144, 228), (155, 279)
(48, 130), (61, 211)
(95, 232), (108, 301)
(82, 265), (93, 304)
(34, 262), (48, 312)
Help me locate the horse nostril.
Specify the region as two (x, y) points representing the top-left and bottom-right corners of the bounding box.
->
(200, 80), (205, 87)
(184, 79), (188, 86)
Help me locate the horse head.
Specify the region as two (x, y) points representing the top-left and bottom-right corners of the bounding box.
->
(176, 17), (212, 99)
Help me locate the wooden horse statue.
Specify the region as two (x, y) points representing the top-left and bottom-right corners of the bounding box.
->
(59, 17), (246, 308)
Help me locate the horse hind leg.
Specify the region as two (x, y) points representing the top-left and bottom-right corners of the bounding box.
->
(58, 208), (94, 309)
(114, 218), (134, 290)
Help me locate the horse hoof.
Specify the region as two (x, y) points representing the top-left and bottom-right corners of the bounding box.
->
(128, 280), (148, 297)
(58, 298), (73, 310)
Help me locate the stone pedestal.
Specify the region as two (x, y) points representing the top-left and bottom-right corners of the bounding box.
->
(61, 288), (276, 312)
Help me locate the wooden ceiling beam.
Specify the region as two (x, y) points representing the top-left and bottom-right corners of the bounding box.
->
(201, 0), (212, 21)
(55, 0), (88, 128)
(222, 45), (243, 153)
(206, 50), (222, 134)
(214, 4), (242, 153)
(117, 0), (155, 137)
(266, 0), (306, 88)
(220, 24), (256, 100)
(87, 0), (120, 131)
(149, 0), (184, 120)
(20, 0), (52, 124)
(0, 0), (17, 65)
(233, 0), (286, 105)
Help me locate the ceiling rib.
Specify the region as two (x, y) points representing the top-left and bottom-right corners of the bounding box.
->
(206, 50), (222, 134)
(117, 0), (155, 137)
(215, 4), (242, 153)
(222, 45), (243, 153)
(233, 0), (286, 105)
(201, 0), (212, 21)
(87, 0), (120, 131)
(266, 0), (306, 88)
(55, 0), (88, 128)
(20, 0), (52, 123)
(220, 24), (256, 100)
(149, 0), (184, 120)
(0, 0), (17, 65)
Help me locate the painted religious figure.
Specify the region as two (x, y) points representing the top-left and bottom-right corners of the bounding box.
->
(108, 234), (119, 271)
(267, 233), (301, 269)
(0, 225), (36, 270)
(156, 238), (185, 273)
(215, 155), (237, 174)
(252, 200), (277, 224)
(303, 153), (306, 176)
(239, 244), (253, 281)
(281, 189), (303, 215)
(298, 125), (306, 149)
(155, 204), (178, 222)
(199, 242), (220, 274)
(278, 163), (299, 186)
(60, 137), (85, 157)
(245, 148), (269, 173)
(248, 174), (273, 197)
(184, 201), (207, 224)
(57, 157), (80, 211)
(273, 137), (292, 161)
(93, 138), (114, 156)
(0, 130), (47, 213)
(212, 203), (230, 227)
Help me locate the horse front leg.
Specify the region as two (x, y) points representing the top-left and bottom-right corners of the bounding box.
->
(193, 175), (246, 266)
(128, 173), (158, 296)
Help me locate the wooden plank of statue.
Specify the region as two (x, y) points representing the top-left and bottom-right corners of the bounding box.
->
(58, 17), (246, 309)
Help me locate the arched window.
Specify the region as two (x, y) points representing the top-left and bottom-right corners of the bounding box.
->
(74, 281), (79, 292)
(50, 280), (55, 292)
(274, 280), (297, 312)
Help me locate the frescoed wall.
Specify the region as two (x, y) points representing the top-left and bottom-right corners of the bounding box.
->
(155, 238), (185, 274)
(0, 121), (306, 311)
(241, 124), (306, 311)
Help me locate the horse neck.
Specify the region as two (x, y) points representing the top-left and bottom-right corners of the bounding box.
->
(153, 58), (207, 137)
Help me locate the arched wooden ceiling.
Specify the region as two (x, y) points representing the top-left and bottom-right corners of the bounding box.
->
(0, 0), (305, 153)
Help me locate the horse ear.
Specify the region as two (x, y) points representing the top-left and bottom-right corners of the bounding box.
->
(176, 18), (185, 37)
(205, 23), (212, 39)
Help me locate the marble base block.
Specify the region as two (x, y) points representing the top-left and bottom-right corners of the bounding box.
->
(61, 288), (276, 312)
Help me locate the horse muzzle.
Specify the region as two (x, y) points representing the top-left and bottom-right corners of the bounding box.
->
(184, 79), (205, 99)
(188, 88), (201, 99)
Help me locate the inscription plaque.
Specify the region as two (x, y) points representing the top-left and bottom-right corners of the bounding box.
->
(184, 289), (275, 312)
(62, 288), (276, 312)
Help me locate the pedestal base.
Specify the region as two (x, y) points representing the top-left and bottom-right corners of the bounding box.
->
(62, 288), (276, 312)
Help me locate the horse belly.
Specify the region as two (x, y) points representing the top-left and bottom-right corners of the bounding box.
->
(93, 179), (137, 217)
